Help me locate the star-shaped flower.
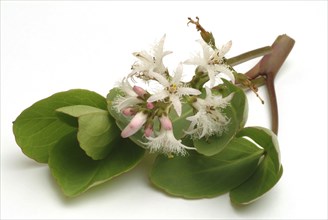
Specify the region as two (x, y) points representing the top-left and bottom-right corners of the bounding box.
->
(130, 35), (172, 79)
(185, 40), (235, 87)
(145, 116), (195, 156)
(185, 87), (234, 139)
(147, 64), (201, 116)
(112, 78), (143, 113)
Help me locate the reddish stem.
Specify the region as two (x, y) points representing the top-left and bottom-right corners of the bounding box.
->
(245, 34), (295, 135)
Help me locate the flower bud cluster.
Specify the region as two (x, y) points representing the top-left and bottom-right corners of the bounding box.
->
(112, 35), (236, 156)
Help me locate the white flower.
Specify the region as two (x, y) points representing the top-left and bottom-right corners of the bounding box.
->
(147, 64), (201, 116)
(112, 78), (143, 113)
(146, 129), (192, 156)
(130, 35), (172, 79)
(120, 77), (138, 97)
(185, 40), (235, 87)
(186, 87), (234, 139)
(145, 116), (195, 156)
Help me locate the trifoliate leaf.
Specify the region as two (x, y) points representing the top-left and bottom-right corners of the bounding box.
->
(56, 105), (120, 160)
(237, 126), (281, 171)
(150, 137), (264, 198)
(48, 131), (145, 197)
(230, 126), (283, 204)
(13, 89), (107, 163)
(57, 105), (107, 117)
(230, 157), (283, 205)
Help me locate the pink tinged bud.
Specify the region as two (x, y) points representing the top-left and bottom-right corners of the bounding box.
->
(121, 112), (147, 138)
(122, 107), (136, 116)
(133, 86), (146, 97)
(146, 102), (155, 109)
(160, 116), (173, 131)
(144, 124), (153, 137)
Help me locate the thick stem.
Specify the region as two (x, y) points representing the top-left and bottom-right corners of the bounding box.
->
(245, 34), (295, 135)
(266, 73), (279, 134)
(245, 34), (295, 79)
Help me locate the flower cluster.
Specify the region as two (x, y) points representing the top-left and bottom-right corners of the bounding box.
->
(112, 35), (236, 156)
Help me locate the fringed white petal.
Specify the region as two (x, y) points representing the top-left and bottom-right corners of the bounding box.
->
(170, 95), (182, 116)
(147, 90), (169, 103)
(215, 65), (235, 83)
(220, 40), (232, 57)
(207, 69), (216, 88)
(148, 71), (170, 87)
(133, 50), (153, 63)
(183, 55), (205, 66)
(146, 129), (195, 156)
(172, 63), (183, 84)
(177, 87), (201, 96)
(121, 78), (137, 97)
(113, 96), (142, 113)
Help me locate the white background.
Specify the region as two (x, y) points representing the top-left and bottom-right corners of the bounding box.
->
(1, 1), (327, 219)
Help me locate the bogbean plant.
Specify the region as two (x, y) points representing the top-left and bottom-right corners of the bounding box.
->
(13, 17), (294, 205)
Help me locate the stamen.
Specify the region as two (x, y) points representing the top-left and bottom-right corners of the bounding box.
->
(168, 84), (178, 94)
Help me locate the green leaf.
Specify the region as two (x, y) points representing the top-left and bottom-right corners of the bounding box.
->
(230, 158), (283, 205)
(220, 79), (248, 129)
(48, 131), (145, 197)
(57, 105), (107, 117)
(77, 112), (120, 160)
(193, 80), (248, 156)
(150, 137), (264, 198)
(237, 126), (281, 171)
(56, 105), (120, 160)
(230, 126), (283, 204)
(13, 89), (107, 163)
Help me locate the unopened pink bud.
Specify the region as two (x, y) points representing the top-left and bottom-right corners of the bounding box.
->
(144, 124), (153, 137)
(146, 102), (155, 110)
(133, 86), (146, 97)
(160, 116), (173, 131)
(121, 112), (147, 138)
(122, 108), (136, 116)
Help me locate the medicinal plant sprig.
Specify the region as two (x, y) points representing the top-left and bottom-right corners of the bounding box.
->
(12, 17), (294, 205)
